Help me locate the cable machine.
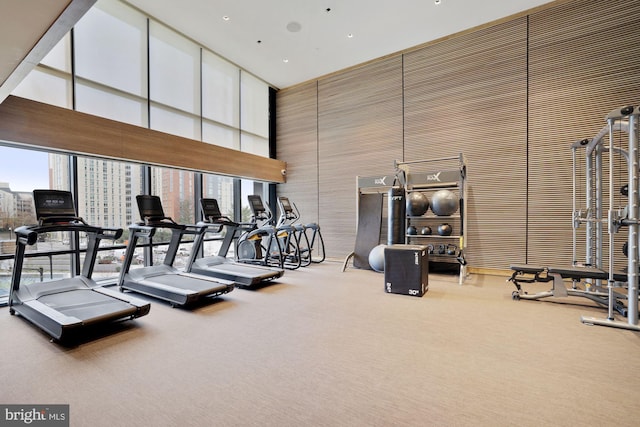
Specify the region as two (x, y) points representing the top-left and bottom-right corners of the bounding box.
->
(580, 106), (640, 330)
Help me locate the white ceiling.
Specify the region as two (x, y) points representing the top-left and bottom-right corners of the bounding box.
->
(124, 0), (557, 89)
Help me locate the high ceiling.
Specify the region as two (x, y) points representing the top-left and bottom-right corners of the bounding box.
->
(124, 0), (558, 89)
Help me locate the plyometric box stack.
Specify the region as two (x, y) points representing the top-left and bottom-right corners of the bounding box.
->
(384, 244), (429, 297)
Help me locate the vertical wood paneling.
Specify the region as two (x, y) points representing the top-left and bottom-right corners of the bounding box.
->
(276, 81), (319, 223)
(276, 0), (640, 268)
(317, 57), (404, 258)
(404, 18), (528, 269)
(528, 0), (640, 267)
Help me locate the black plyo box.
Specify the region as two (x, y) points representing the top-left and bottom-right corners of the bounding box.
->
(384, 244), (429, 297)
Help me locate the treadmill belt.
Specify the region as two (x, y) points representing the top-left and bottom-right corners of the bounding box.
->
(39, 289), (137, 322)
(203, 262), (276, 278)
(150, 274), (230, 293)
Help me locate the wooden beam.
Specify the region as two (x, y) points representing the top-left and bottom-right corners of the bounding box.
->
(0, 95), (287, 183)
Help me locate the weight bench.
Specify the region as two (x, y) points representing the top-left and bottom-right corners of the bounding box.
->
(508, 264), (552, 293)
(509, 264), (629, 316)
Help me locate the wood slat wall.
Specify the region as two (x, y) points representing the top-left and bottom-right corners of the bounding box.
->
(275, 81), (319, 222)
(276, 0), (640, 266)
(528, 0), (640, 267)
(403, 18), (528, 269)
(317, 57), (404, 257)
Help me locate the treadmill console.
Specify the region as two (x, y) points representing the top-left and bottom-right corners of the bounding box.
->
(33, 190), (79, 224)
(136, 195), (170, 223)
(200, 198), (223, 222)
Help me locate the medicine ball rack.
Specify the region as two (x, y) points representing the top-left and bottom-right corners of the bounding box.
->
(396, 154), (468, 285)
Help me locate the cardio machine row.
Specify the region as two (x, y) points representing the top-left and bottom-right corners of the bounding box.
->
(235, 195), (325, 271)
(7, 190), (322, 344)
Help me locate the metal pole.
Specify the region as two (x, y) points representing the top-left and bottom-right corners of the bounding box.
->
(607, 116), (616, 321)
(627, 111), (639, 325)
(595, 145), (603, 273)
(585, 148), (593, 267)
(572, 146), (578, 264)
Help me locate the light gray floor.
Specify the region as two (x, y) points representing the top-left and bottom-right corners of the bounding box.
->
(2, 261), (640, 426)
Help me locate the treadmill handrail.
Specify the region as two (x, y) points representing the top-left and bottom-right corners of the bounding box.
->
(15, 222), (123, 243)
(141, 216), (183, 229)
(129, 223), (157, 238)
(14, 226), (38, 246)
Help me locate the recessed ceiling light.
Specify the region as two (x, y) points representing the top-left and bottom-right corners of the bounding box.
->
(222, 16), (230, 21)
(434, 0), (441, 4)
(283, 58), (289, 63)
(347, 33), (354, 38)
(286, 21), (302, 33)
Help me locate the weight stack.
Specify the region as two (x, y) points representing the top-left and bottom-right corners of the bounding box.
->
(384, 244), (429, 297)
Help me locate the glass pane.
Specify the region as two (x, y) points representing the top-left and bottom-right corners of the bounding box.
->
(202, 50), (239, 127)
(203, 175), (235, 217)
(149, 22), (200, 114)
(76, 158), (143, 228)
(1, 148), (69, 297)
(201, 174), (235, 257)
(76, 81), (148, 126)
(150, 103), (201, 139)
(203, 120), (240, 149)
(240, 71), (269, 138)
(11, 67), (72, 108)
(240, 132), (269, 157)
(149, 167), (196, 268)
(74, 0), (148, 96)
(74, 157), (143, 280)
(40, 33), (71, 72)
(241, 180), (268, 223)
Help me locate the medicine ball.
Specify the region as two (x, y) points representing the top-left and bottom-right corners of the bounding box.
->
(420, 226), (432, 235)
(437, 223), (452, 236)
(621, 184), (629, 197)
(431, 189), (458, 216)
(407, 225), (418, 235)
(406, 191), (429, 216)
(368, 244), (386, 272)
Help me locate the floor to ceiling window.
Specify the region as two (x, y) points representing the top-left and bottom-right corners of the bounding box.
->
(1, 0), (274, 304)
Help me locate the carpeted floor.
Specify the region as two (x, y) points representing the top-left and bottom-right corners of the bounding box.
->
(1, 261), (639, 426)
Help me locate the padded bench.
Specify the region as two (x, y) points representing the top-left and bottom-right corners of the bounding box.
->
(509, 264), (629, 316)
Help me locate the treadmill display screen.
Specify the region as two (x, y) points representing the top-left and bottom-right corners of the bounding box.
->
(33, 190), (77, 217)
(200, 199), (222, 219)
(137, 195), (165, 219)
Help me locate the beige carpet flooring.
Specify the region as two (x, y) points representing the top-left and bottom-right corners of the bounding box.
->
(1, 261), (640, 426)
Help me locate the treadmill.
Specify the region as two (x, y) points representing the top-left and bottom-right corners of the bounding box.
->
(185, 198), (284, 286)
(117, 195), (235, 306)
(8, 190), (150, 342)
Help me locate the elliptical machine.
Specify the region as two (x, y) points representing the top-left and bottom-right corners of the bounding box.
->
(276, 196), (326, 265)
(276, 196), (310, 267)
(236, 195), (301, 269)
